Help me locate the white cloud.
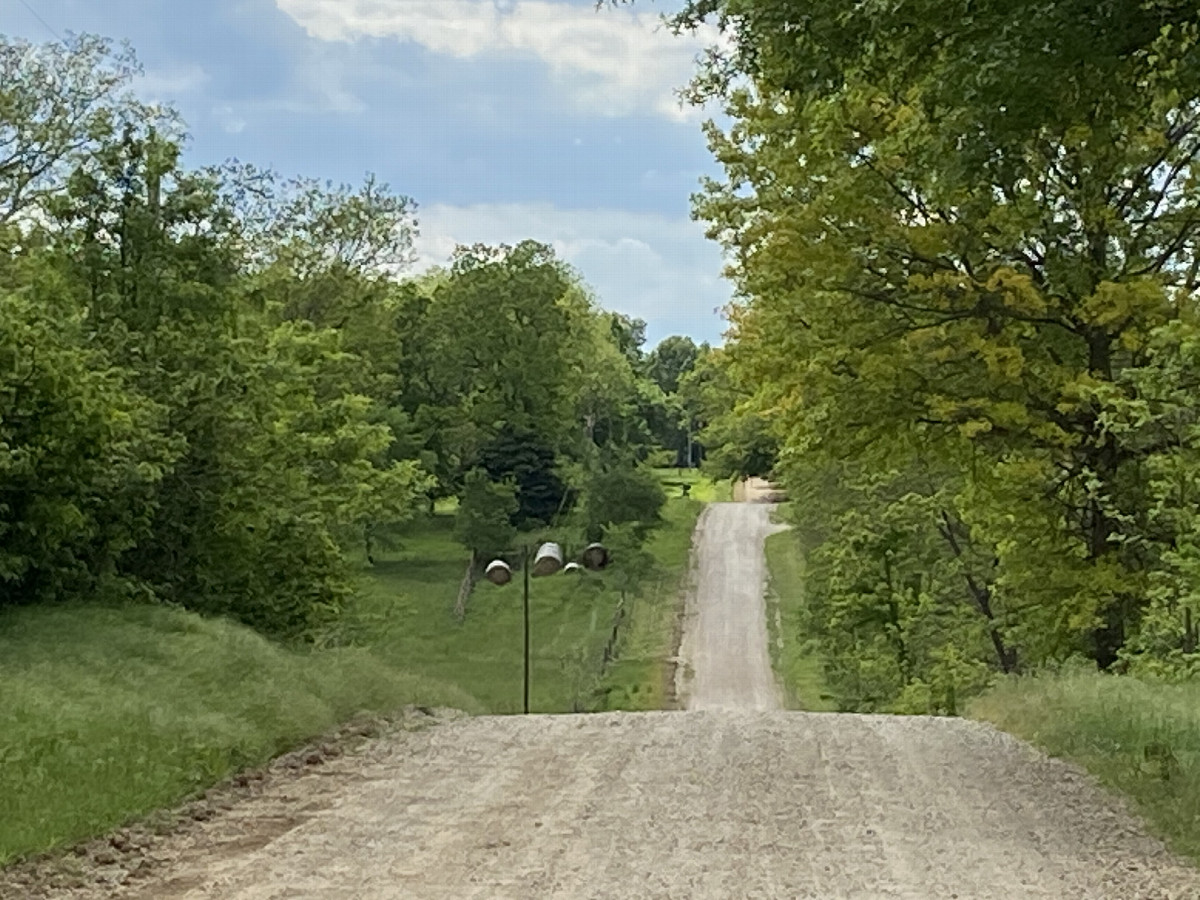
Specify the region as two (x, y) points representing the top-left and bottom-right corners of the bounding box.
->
(212, 105), (247, 133)
(274, 0), (718, 120)
(413, 203), (730, 344)
(135, 64), (210, 101)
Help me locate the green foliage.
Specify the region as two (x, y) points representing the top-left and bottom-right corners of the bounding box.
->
(646, 335), (699, 396)
(0, 31), (673, 641)
(0, 34), (152, 225)
(479, 426), (568, 529)
(0, 34), (428, 636)
(578, 461), (667, 543)
(0, 284), (176, 605)
(655, 0), (1200, 709)
(454, 468), (518, 557)
(763, 530), (838, 712)
(682, 346), (777, 479)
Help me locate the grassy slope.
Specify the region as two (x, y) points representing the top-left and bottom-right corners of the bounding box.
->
(0, 603), (480, 865)
(347, 513), (620, 713)
(762, 529), (838, 712)
(597, 496), (704, 711)
(348, 486), (709, 714)
(969, 671), (1200, 864)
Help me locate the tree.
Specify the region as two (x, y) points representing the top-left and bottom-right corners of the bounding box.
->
(454, 469), (519, 559)
(0, 34), (156, 225)
(646, 335), (699, 396)
(648, 0), (1200, 699)
(644, 335), (707, 467)
(0, 38), (431, 637)
(578, 460), (667, 543)
(0, 281), (176, 606)
(480, 426), (568, 530)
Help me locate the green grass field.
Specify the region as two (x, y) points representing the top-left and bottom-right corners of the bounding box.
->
(0, 603), (480, 865)
(346, 490), (707, 713)
(652, 467), (734, 503)
(969, 669), (1200, 864)
(762, 529), (838, 712)
(595, 497), (704, 710)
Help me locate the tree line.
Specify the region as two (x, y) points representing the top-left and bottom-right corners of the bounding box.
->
(663, 0), (1200, 711)
(0, 34), (703, 639)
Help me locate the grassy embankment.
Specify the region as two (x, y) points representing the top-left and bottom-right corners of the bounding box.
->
(0, 604), (480, 865)
(0, 469), (715, 865)
(595, 469), (726, 710)
(760, 517), (1200, 861)
(761, 522), (838, 712)
(970, 672), (1200, 864)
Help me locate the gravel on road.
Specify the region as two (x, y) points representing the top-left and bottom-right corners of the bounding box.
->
(8, 487), (1200, 899)
(28, 711), (1200, 900)
(677, 501), (786, 711)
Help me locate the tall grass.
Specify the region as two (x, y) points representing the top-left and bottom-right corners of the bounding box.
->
(0, 603), (480, 864)
(763, 529), (838, 711)
(970, 669), (1200, 863)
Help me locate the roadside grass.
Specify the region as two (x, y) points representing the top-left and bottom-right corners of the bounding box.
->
(763, 530), (838, 712)
(969, 670), (1200, 864)
(347, 490), (708, 714)
(0, 603), (480, 866)
(596, 497), (705, 711)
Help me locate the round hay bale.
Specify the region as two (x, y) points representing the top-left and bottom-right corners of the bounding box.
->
(563, 562), (583, 574)
(484, 559), (513, 586)
(532, 542), (564, 577)
(581, 542), (609, 571)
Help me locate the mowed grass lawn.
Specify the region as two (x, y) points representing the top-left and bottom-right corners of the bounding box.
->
(347, 490), (707, 713)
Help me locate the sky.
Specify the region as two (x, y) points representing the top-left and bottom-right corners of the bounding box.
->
(4, 0), (733, 347)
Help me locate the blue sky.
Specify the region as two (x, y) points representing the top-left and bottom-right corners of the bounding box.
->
(4, 0), (732, 346)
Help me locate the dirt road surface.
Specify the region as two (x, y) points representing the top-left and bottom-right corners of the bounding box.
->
(16, 491), (1200, 899)
(676, 502), (786, 711)
(43, 712), (1200, 899)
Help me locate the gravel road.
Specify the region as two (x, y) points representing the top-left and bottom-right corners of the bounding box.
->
(677, 501), (786, 711)
(53, 712), (1200, 899)
(15, 491), (1200, 898)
